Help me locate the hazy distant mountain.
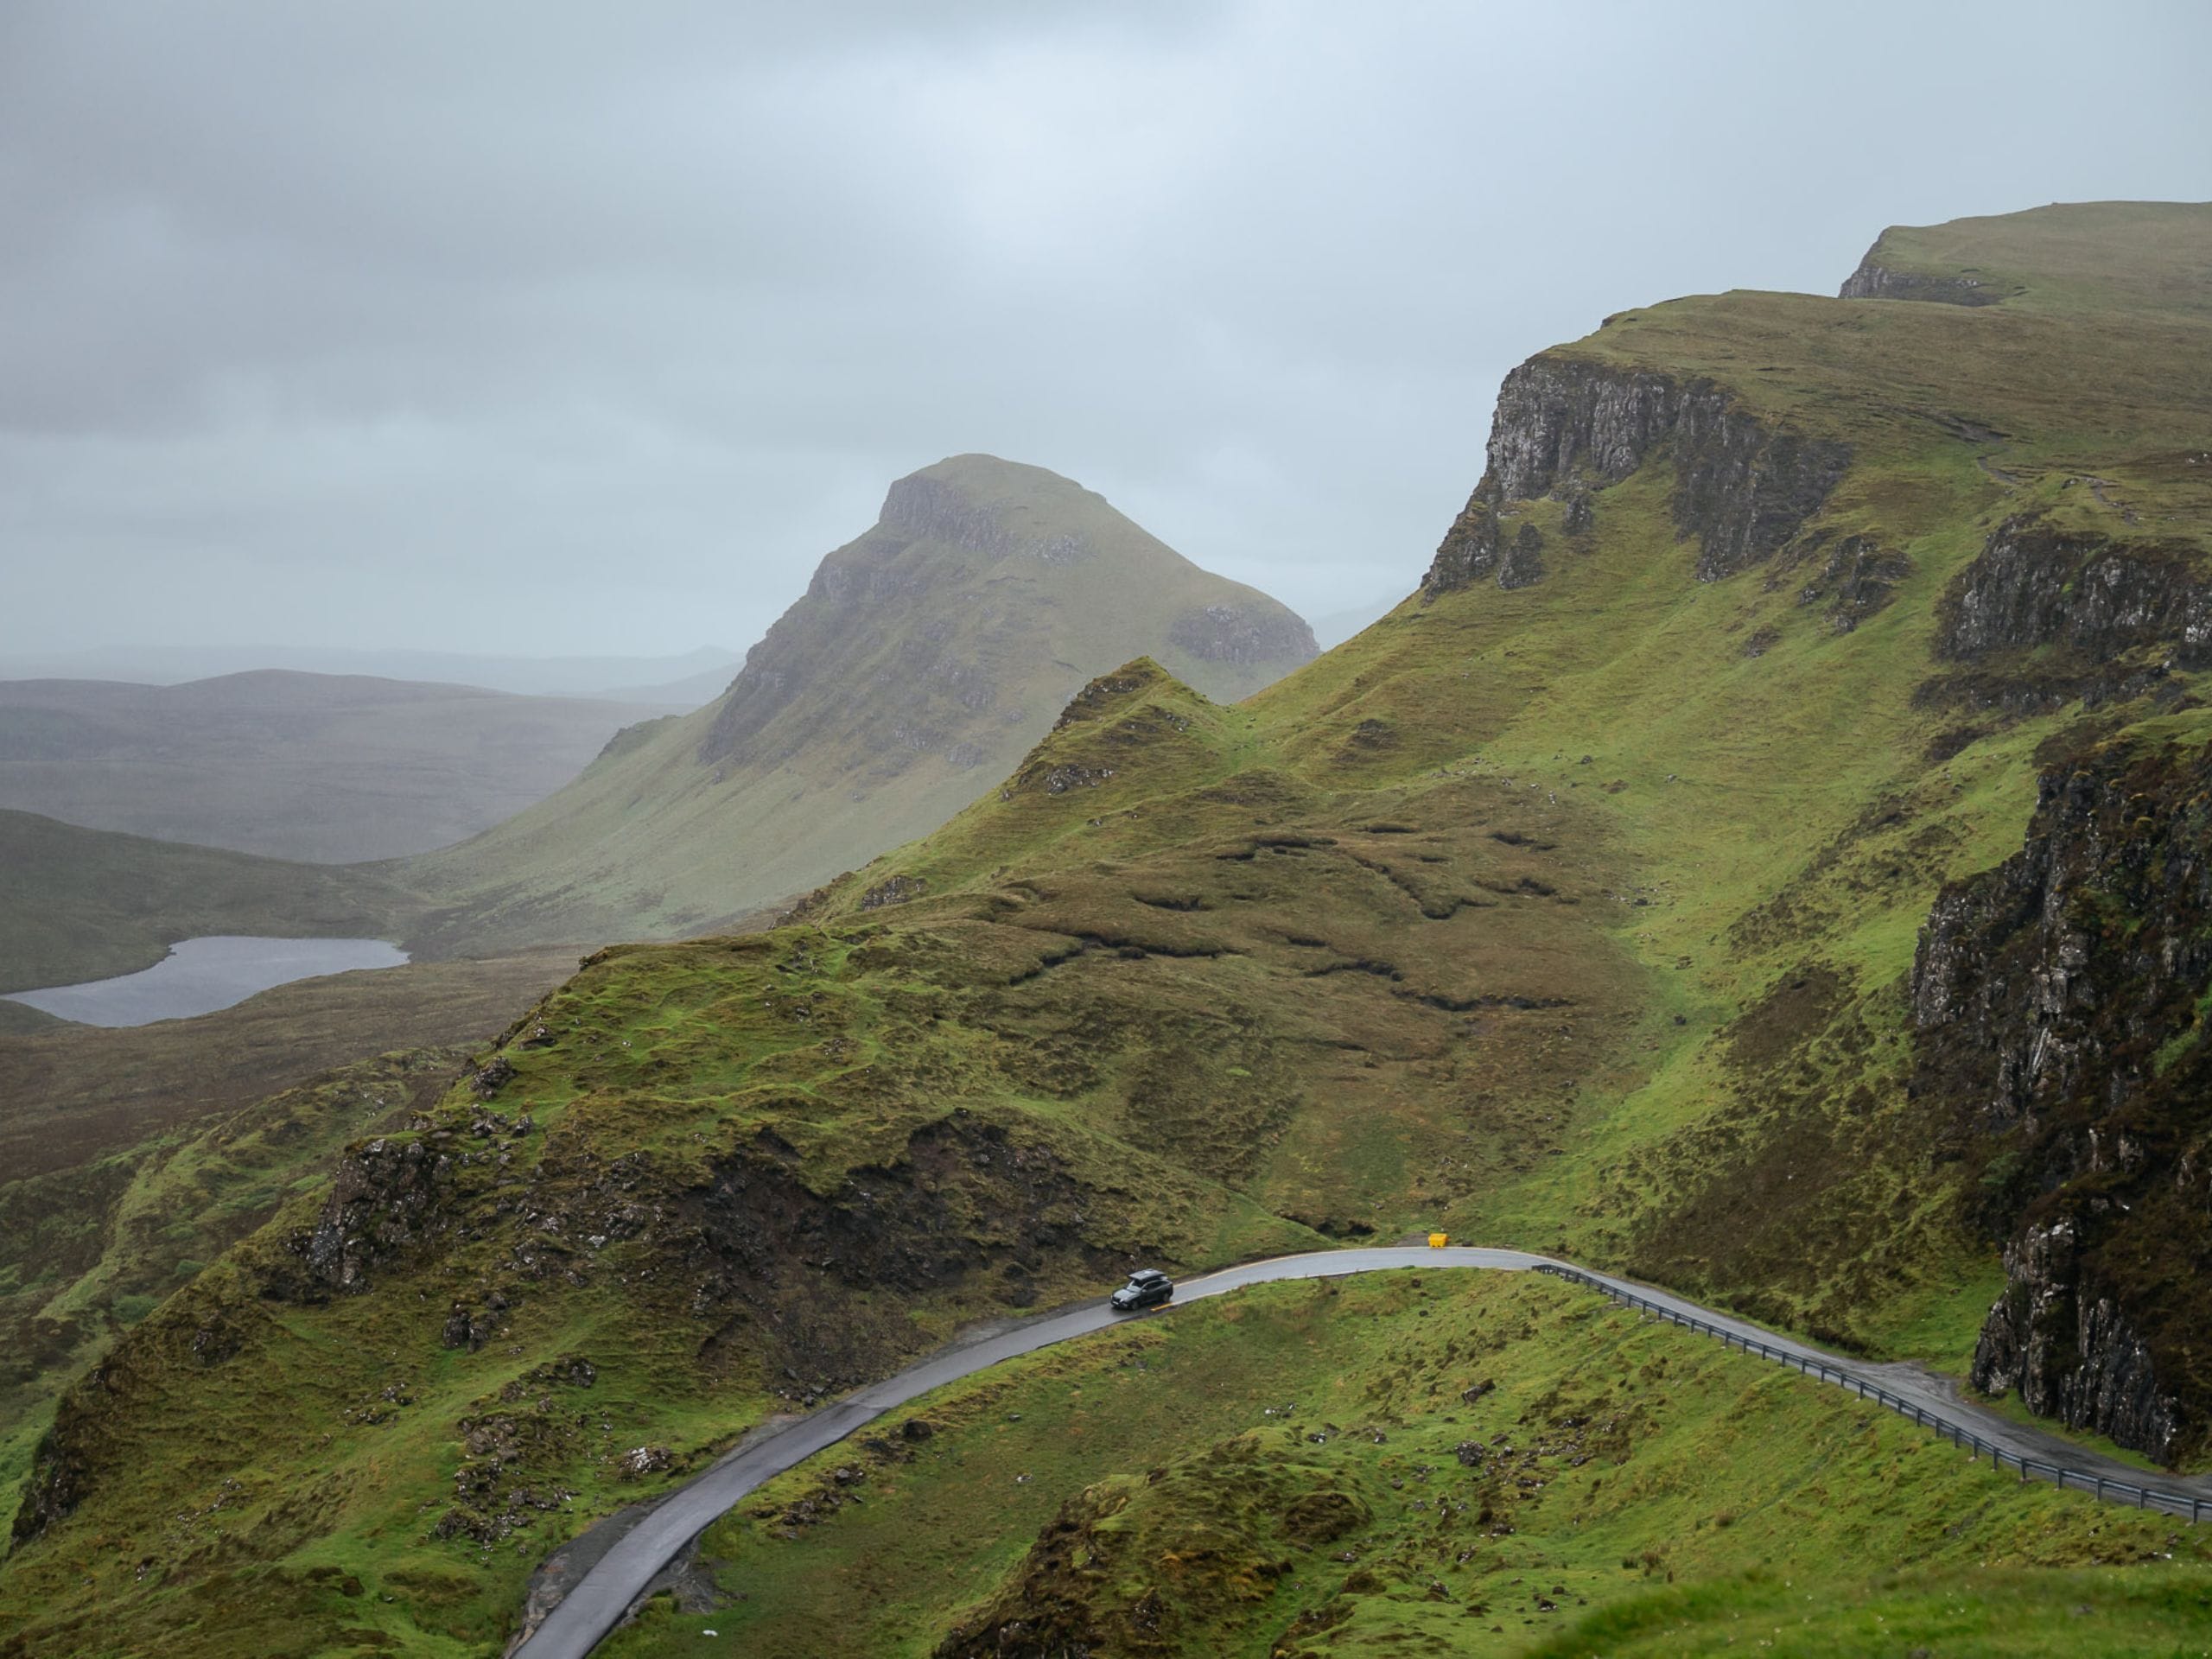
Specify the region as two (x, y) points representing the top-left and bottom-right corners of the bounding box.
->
(408, 454), (1319, 948)
(590, 662), (741, 709)
(0, 645), (742, 702)
(0, 671), (672, 861)
(1306, 592), (1407, 648)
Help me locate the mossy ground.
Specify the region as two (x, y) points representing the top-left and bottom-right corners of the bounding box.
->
(0, 1047), (464, 1543)
(605, 1273), (2208, 1658)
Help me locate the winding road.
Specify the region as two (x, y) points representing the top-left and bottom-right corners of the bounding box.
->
(510, 1246), (2212, 1658)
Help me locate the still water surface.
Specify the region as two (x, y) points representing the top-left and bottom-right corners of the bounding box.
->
(4, 936), (409, 1027)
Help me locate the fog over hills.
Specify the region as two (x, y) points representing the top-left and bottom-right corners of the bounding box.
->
(0, 646), (742, 706)
(406, 453), (1319, 950)
(0, 671), (674, 862)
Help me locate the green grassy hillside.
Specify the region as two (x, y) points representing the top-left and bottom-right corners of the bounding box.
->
(0, 810), (421, 994)
(4, 203), (2209, 1656)
(0, 1050), (465, 1543)
(401, 454), (1319, 953)
(0, 950), (580, 1546)
(604, 1274), (2207, 1658)
(0, 672), (672, 863)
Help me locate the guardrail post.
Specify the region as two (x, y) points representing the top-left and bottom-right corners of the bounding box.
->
(2095, 1477), (2105, 1502)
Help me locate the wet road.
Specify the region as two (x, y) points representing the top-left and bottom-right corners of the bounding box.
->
(510, 1246), (2212, 1657)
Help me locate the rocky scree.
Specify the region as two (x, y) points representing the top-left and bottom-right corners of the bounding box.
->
(1912, 734), (2212, 1462)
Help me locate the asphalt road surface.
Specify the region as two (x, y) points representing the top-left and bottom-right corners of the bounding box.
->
(510, 1246), (2212, 1658)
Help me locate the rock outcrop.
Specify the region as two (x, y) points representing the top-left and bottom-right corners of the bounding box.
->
(1936, 517), (2212, 670)
(1972, 1221), (2177, 1459)
(1424, 357), (1850, 594)
(880, 471), (1090, 565)
(1793, 533), (1911, 632)
(12, 1104), (1154, 1546)
(1912, 734), (2212, 1461)
(1839, 254), (2008, 307)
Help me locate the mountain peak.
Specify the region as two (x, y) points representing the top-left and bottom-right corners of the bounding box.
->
(410, 456), (1317, 948)
(880, 454), (1100, 564)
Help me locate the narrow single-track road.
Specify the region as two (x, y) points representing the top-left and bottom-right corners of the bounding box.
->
(511, 1247), (2212, 1658)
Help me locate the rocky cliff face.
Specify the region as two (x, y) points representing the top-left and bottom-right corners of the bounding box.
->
(880, 472), (1090, 565)
(1483, 359), (1681, 502)
(1911, 735), (2212, 1462)
(1917, 517), (2212, 718)
(1936, 518), (2212, 670)
(1839, 254), (2008, 307)
(1424, 357), (1850, 594)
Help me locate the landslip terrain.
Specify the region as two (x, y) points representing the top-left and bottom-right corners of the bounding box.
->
(3, 201), (2210, 1656)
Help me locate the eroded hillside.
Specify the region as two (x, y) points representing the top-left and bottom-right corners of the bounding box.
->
(5, 202), (2211, 1656)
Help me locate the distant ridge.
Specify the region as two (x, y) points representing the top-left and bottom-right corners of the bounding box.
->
(0, 644), (741, 702)
(407, 453), (1318, 950)
(0, 672), (669, 862)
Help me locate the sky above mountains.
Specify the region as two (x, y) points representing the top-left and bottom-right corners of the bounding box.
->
(4, 0), (2208, 662)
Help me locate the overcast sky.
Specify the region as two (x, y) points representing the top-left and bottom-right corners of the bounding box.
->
(3, 1), (2207, 664)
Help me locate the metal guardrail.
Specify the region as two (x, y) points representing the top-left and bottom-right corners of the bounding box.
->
(1531, 1262), (2209, 1523)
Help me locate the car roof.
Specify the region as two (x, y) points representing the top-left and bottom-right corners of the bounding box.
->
(1129, 1268), (1167, 1281)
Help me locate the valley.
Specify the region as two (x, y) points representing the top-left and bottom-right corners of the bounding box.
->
(0, 672), (679, 863)
(3, 200), (2209, 1659)
(0, 810), (422, 996)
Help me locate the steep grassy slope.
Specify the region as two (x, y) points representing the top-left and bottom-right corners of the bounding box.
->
(4, 203), (2209, 1656)
(0, 1050), (466, 1541)
(602, 1274), (2204, 1658)
(0, 672), (670, 862)
(0, 810), (421, 993)
(403, 454), (1318, 952)
(0, 950), (579, 1543)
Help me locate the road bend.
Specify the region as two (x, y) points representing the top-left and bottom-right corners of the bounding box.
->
(511, 1246), (2212, 1658)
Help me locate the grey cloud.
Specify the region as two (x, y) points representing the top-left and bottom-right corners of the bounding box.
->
(2, 0), (2206, 662)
